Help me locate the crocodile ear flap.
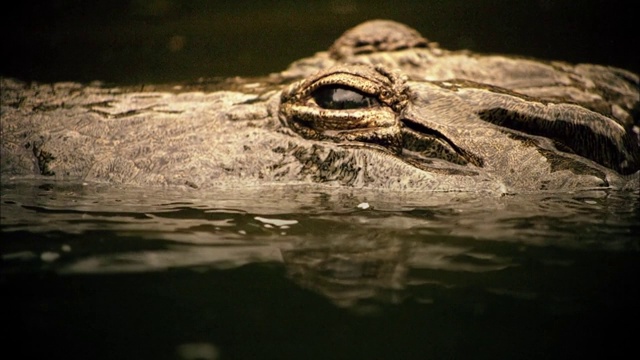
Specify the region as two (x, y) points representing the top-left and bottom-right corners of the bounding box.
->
(476, 107), (640, 175)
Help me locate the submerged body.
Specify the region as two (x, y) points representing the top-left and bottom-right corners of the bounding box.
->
(1, 20), (638, 193)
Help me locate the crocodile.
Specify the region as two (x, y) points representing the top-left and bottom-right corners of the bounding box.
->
(1, 20), (638, 193)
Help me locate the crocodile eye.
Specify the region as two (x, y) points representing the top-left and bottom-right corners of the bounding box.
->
(311, 85), (380, 110)
(279, 64), (410, 144)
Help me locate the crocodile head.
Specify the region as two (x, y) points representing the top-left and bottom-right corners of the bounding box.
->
(1, 20), (638, 193)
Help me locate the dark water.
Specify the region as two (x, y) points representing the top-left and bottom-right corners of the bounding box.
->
(2, 182), (639, 359)
(2, 1), (640, 359)
(2, 0), (638, 84)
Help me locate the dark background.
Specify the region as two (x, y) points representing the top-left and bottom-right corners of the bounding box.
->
(1, 0), (637, 84)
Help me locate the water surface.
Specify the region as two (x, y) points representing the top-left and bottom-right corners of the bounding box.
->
(2, 182), (639, 359)
(2, 2), (639, 358)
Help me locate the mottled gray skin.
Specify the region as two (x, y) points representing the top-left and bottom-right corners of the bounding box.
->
(1, 20), (638, 193)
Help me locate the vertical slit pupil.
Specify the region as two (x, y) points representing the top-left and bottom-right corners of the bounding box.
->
(311, 85), (380, 110)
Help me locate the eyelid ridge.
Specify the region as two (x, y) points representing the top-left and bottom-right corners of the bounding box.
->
(311, 77), (379, 96)
(280, 64), (411, 114)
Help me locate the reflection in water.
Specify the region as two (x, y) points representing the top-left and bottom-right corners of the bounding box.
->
(2, 181), (639, 359)
(284, 233), (411, 309)
(2, 181), (638, 311)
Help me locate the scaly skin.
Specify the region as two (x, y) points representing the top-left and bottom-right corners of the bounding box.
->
(1, 20), (638, 193)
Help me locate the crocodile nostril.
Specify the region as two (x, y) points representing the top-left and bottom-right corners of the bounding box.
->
(329, 20), (430, 59)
